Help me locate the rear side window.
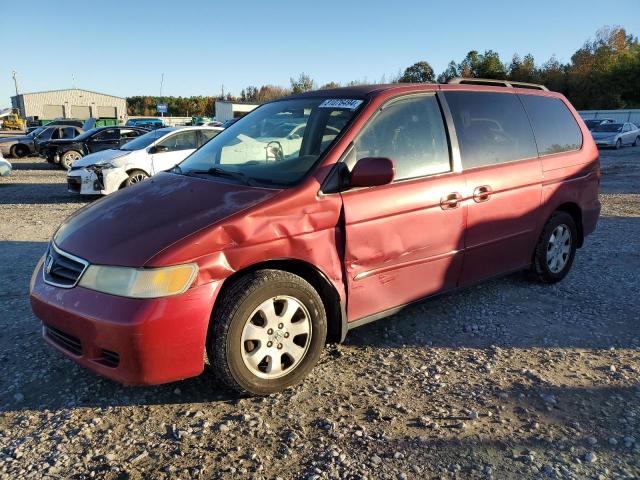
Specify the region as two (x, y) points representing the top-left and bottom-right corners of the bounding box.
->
(354, 95), (450, 181)
(519, 95), (582, 155)
(445, 91), (537, 169)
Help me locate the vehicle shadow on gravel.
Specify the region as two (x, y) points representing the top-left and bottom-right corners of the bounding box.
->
(345, 213), (640, 351)
(11, 161), (60, 171)
(0, 183), (93, 204)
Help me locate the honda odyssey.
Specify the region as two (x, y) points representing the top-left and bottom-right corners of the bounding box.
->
(30, 79), (600, 395)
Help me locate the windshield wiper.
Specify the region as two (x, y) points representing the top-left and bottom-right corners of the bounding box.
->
(184, 167), (256, 186)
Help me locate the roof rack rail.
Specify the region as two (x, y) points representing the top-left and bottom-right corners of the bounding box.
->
(447, 77), (549, 91)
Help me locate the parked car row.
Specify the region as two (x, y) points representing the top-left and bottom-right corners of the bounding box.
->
(0, 125), (84, 158)
(66, 126), (222, 195)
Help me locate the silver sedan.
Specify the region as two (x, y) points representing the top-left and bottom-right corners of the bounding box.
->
(591, 122), (640, 149)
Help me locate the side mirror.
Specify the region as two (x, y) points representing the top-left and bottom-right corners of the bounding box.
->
(350, 157), (395, 188)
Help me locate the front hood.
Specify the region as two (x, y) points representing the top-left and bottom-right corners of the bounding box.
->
(54, 172), (280, 266)
(72, 149), (131, 168)
(0, 136), (27, 144)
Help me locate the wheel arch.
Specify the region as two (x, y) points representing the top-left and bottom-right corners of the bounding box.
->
(554, 202), (584, 247)
(208, 258), (347, 345)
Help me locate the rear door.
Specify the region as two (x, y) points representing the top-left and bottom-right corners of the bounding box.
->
(443, 91), (542, 285)
(88, 128), (120, 153)
(151, 130), (199, 173)
(341, 93), (466, 321)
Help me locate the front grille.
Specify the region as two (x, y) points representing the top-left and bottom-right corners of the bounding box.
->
(42, 244), (88, 288)
(97, 349), (120, 368)
(67, 176), (81, 193)
(45, 325), (82, 355)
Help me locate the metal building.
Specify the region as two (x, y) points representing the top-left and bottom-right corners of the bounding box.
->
(10, 88), (126, 123)
(215, 100), (259, 122)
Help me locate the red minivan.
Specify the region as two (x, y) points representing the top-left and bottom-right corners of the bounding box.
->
(30, 79), (600, 395)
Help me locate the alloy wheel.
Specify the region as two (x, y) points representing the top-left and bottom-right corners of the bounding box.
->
(129, 172), (148, 183)
(546, 224), (571, 273)
(240, 295), (312, 379)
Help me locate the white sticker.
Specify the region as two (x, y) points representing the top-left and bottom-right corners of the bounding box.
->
(319, 99), (363, 110)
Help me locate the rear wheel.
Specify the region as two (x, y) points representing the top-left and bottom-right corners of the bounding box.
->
(124, 169), (149, 187)
(208, 270), (327, 395)
(60, 150), (82, 169)
(634, 136), (640, 147)
(615, 138), (622, 149)
(531, 211), (577, 284)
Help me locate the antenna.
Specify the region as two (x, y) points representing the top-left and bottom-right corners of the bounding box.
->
(72, 74), (76, 89)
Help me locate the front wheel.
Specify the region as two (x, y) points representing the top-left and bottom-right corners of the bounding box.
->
(124, 169), (149, 187)
(615, 138), (622, 150)
(12, 144), (29, 158)
(208, 270), (327, 395)
(531, 211), (577, 284)
(60, 150), (82, 169)
(633, 136), (640, 147)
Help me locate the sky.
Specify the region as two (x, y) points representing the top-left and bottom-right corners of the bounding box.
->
(1, 0), (639, 106)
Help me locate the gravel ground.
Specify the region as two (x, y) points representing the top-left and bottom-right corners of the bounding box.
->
(0, 148), (639, 480)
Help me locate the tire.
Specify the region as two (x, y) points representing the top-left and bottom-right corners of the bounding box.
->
(634, 136), (640, 147)
(531, 211), (578, 284)
(208, 269), (327, 395)
(615, 138), (622, 150)
(124, 169), (149, 187)
(60, 150), (82, 169)
(12, 144), (28, 158)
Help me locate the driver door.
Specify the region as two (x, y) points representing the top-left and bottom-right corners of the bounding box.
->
(151, 130), (198, 173)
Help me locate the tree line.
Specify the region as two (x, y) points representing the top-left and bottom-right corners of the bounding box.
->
(126, 26), (639, 117)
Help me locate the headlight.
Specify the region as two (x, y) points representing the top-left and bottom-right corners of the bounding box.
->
(30, 255), (45, 292)
(89, 162), (117, 171)
(78, 263), (198, 298)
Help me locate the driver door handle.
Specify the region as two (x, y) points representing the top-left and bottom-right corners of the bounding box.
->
(473, 185), (493, 202)
(440, 192), (462, 210)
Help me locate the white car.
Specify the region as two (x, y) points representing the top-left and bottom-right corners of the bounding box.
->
(66, 126), (222, 195)
(591, 122), (640, 149)
(0, 150), (11, 177)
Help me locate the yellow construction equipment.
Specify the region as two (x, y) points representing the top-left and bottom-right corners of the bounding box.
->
(1, 109), (26, 131)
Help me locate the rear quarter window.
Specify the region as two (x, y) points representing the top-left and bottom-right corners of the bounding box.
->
(444, 91), (538, 169)
(519, 95), (582, 155)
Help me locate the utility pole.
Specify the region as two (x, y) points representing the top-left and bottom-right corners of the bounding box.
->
(12, 71), (19, 97)
(221, 83), (224, 99)
(159, 73), (164, 118)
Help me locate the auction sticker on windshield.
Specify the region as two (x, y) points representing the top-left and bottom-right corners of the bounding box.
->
(318, 99), (363, 110)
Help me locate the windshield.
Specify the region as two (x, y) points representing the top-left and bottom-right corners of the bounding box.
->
(73, 127), (102, 141)
(593, 123), (622, 132)
(29, 127), (45, 138)
(584, 120), (601, 128)
(120, 128), (172, 150)
(179, 97), (362, 186)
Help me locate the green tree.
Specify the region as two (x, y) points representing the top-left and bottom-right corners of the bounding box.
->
(399, 61), (435, 83)
(319, 81), (341, 89)
(290, 73), (315, 94)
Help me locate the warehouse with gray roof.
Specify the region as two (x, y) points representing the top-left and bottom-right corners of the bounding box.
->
(10, 88), (126, 123)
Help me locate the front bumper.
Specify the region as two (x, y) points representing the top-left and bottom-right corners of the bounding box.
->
(30, 263), (221, 385)
(67, 167), (128, 195)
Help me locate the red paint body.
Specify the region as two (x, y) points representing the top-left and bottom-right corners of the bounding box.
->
(30, 84), (600, 385)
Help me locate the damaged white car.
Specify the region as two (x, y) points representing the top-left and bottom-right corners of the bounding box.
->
(66, 126), (222, 195)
